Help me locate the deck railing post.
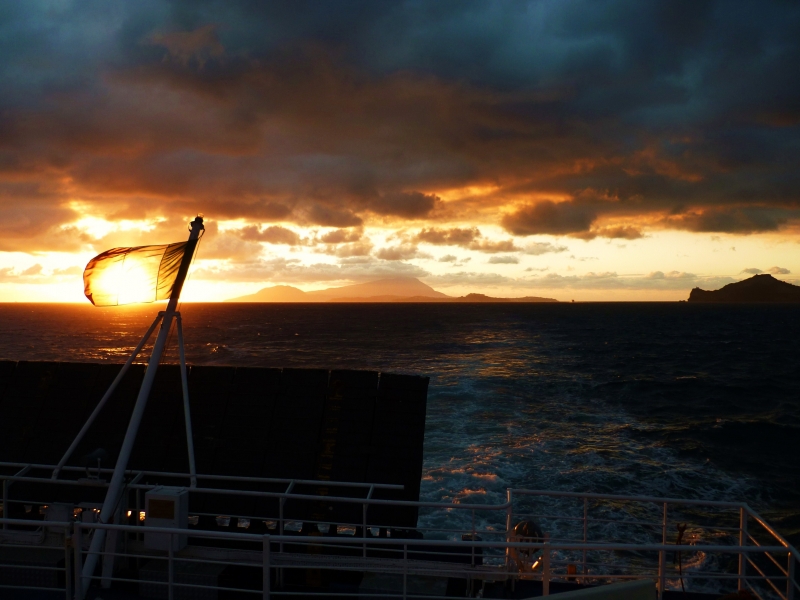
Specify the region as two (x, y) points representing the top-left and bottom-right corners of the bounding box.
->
(168, 533), (174, 600)
(543, 541), (551, 596)
(471, 509), (476, 567)
(263, 534), (271, 600)
(73, 524), (83, 600)
(403, 542), (408, 600)
(660, 502), (667, 599)
(739, 506), (748, 591)
(362, 502), (367, 558)
(505, 489), (513, 569)
(2, 478), (7, 530)
(65, 524), (73, 600)
(583, 497), (588, 577)
(136, 489), (141, 542)
(278, 496), (285, 588)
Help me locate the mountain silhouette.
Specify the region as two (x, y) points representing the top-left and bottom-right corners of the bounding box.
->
(227, 277), (448, 302)
(688, 274), (800, 302)
(226, 277), (558, 303)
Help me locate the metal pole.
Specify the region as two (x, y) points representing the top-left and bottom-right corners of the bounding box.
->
(583, 497), (588, 577)
(506, 489), (513, 569)
(403, 543), (408, 600)
(263, 534), (271, 600)
(52, 312), (164, 480)
(168, 533), (174, 600)
(279, 499), (284, 550)
(543, 541), (550, 596)
(788, 551), (795, 600)
(362, 501), (367, 558)
(64, 525), (72, 600)
(363, 483), (372, 559)
(280, 482), (292, 589)
(660, 502), (667, 599)
(1, 479), (7, 530)
(73, 524), (83, 600)
(739, 506), (748, 591)
(81, 216), (204, 594)
(471, 509), (476, 567)
(136, 489), (141, 542)
(175, 314), (197, 488)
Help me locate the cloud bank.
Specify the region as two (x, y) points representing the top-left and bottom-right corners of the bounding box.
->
(1, 1), (799, 297)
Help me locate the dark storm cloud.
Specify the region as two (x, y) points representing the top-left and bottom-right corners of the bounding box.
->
(368, 192), (440, 218)
(502, 201), (596, 236)
(665, 207), (789, 233)
(572, 226), (644, 241)
(1, 0), (800, 252)
(414, 227), (521, 253)
(304, 205), (363, 228)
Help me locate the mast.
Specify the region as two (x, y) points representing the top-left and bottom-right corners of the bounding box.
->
(81, 215), (204, 589)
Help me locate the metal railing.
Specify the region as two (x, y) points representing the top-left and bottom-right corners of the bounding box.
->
(1, 462), (798, 599)
(506, 489), (799, 600)
(1, 516), (797, 600)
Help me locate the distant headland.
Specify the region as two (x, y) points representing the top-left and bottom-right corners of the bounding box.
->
(688, 274), (800, 303)
(226, 277), (558, 303)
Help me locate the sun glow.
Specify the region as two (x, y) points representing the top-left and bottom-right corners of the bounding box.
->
(67, 207), (165, 240)
(91, 255), (160, 305)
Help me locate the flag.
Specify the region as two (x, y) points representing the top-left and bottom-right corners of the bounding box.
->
(83, 242), (190, 306)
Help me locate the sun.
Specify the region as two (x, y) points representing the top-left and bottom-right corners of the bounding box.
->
(88, 252), (161, 306)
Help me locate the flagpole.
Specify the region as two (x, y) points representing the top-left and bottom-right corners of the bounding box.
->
(81, 215), (204, 591)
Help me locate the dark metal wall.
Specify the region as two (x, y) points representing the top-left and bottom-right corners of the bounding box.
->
(0, 361), (428, 527)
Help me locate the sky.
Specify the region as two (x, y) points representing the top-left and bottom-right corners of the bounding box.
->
(1, 0), (799, 302)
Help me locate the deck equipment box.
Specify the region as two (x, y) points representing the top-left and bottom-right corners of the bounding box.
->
(145, 486), (188, 551)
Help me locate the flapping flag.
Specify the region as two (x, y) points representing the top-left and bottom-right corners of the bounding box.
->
(83, 242), (190, 306)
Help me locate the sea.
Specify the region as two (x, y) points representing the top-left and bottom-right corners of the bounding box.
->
(0, 302), (798, 558)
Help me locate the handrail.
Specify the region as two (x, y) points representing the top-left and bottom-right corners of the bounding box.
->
(510, 488), (746, 508)
(3, 462), (793, 533)
(0, 461), (404, 490)
(3, 517), (792, 555)
(0, 475), (507, 511)
(746, 555), (789, 600)
(748, 533), (790, 577)
(746, 505), (800, 558)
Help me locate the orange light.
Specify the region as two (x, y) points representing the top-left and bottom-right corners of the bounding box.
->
(91, 255), (157, 305)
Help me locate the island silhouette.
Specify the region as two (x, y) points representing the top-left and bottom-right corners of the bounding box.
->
(226, 276), (558, 303)
(688, 274), (800, 303)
